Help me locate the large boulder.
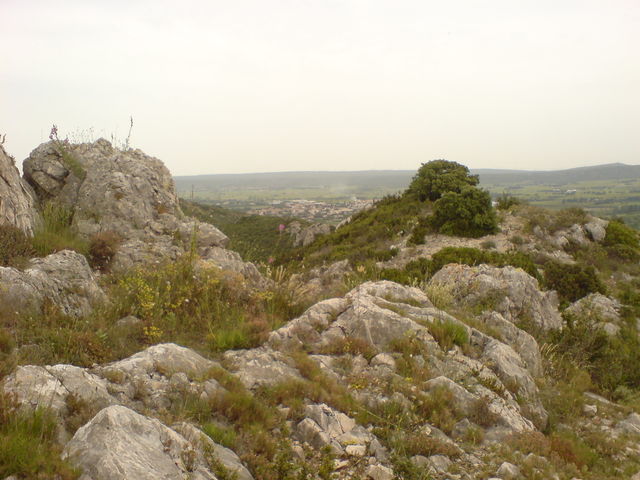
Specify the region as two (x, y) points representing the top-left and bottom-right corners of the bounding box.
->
(0, 144), (39, 234)
(0, 249), (105, 317)
(63, 405), (220, 480)
(24, 140), (184, 237)
(23, 140), (265, 285)
(428, 264), (563, 330)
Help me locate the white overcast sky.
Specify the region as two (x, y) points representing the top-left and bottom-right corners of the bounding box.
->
(2, 0), (639, 175)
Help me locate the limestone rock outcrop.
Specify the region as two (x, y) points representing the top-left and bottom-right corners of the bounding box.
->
(429, 264), (563, 330)
(0, 249), (105, 317)
(289, 221), (332, 247)
(62, 405), (224, 480)
(0, 144), (39, 234)
(22, 140), (264, 284)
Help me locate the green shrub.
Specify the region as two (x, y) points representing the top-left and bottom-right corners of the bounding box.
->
(407, 217), (430, 245)
(407, 159), (479, 202)
(0, 224), (34, 267)
(427, 187), (499, 238)
(202, 423), (237, 449)
(495, 193), (522, 210)
(427, 318), (469, 351)
(31, 202), (88, 257)
(548, 313), (640, 393)
(603, 219), (639, 249)
(543, 261), (605, 303)
(603, 219), (640, 261)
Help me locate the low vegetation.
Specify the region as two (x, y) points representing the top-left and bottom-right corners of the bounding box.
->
(181, 199), (301, 263)
(0, 393), (78, 479)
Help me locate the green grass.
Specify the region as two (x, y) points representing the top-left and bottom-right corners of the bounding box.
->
(0, 394), (78, 479)
(283, 194), (426, 267)
(31, 202), (89, 257)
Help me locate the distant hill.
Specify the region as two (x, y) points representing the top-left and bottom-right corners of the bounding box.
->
(476, 163), (640, 185)
(174, 163), (640, 228)
(175, 163), (640, 194)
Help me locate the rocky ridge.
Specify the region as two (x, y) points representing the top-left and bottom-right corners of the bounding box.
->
(1, 140), (640, 479)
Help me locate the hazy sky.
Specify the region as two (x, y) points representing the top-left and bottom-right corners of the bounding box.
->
(2, 0), (639, 175)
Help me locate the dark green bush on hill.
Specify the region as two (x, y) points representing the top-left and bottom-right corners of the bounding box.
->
(543, 261), (605, 303)
(603, 219), (639, 249)
(602, 219), (640, 261)
(427, 187), (499, 238)
(407, 160), (479, 201)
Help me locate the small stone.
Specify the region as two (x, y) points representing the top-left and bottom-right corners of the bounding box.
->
(583, 404), (597, 417)
(600, 322), (620, 337)
(410, 455), (429, 467)
(345, 444), (367, 456)
(366, 464), (394, 480)
(115, 315), (142, 328)
(291, 445), (305, 461)
(496, 461), (520, 479)
(370, 353), (396, 370)
(169, 372), (190, 390)
(428, 454), (451, 473)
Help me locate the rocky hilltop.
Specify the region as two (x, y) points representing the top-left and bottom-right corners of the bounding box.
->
(1, 143), (640, 480)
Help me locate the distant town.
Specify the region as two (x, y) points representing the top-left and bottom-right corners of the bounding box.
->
(247, 198), (374, 223)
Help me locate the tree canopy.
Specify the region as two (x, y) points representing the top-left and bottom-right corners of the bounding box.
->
(428, 186), (498, 237)
(407, 160), (479, 202)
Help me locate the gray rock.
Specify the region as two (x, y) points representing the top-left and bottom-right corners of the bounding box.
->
(428, 454), (452, 473)
(3, 364), (115, 440)
(365, 464), (394, 480)
(584, 217), (609, 243)
(115, 315), (142, 328)
(268, 297), (350, 350)
(63, 405), (218, 480)
(296, 417), (335, 451)
(198, 247), (268, 288)
(174, 422), (254, 480)
(481, 340), (548, 429)
(0, 250), (105, 317)
(477, 311), (543, 377)
(224, 346), (301, 389)
(566, 293), (621, 324)
(100, 343), (217, 380)
(601, 322), (621, 336)
(0, 144), (39, 235)
(429, 264), (562, 330)
(22, 140), (269, 285)
(617, 412), (640, 435)
(583, 404), (597, 417)
(496, 461), (520, 479)
(371, 353), (396, 370)
(291, 222), (332, 247)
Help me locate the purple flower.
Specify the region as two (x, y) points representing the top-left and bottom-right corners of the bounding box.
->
(278, 224), (286, 232)
(49, 125), (58, 141)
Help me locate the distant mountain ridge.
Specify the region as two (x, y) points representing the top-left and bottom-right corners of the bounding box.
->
(475, 163), (640, 185)
(175, 163), (640, 191)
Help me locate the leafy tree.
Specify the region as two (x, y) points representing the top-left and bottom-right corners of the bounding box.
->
(427, 187), (498, 237)
(407, 160), (479, 202)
